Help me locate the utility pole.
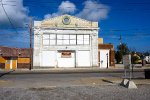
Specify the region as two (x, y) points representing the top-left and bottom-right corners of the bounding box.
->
(29, 17), (33, 70)
(119, 35), (123, 63)
(106, 53), (108, 69)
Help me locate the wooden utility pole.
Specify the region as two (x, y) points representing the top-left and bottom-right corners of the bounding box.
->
(120, 35), (123, 63)
(29, 17), (33, 70)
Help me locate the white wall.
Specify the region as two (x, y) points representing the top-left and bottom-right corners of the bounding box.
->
(57, 52), (75, 67)
(77, 51), (90, 67)
(33, 23), (99, 68)
(41, 51), (56, 67)
(100, 50), (109, 68)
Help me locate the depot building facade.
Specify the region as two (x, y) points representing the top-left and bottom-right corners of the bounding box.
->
(33, 14), (114, 68)
(33, 14), (98, 68)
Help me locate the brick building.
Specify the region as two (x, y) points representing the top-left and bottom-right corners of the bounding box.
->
(0, 46), (31, 70)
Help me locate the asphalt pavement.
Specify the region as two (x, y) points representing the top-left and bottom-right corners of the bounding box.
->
(0, 67), (150, 100)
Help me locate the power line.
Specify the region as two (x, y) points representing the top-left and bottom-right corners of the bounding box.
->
(21, 0), (150, 5)
(2, 4), (150, 11)
(1, 1), (19, 34)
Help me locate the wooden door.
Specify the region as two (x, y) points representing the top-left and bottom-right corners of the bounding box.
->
(12, 60), (17, 70)
(5, 61), (10, 70)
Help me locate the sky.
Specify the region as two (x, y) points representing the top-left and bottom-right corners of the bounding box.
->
(0, 0), (150, 52)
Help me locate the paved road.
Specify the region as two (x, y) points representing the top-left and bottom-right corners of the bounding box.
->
(0, 71), (150, 100)
(2, 71), (145, 78)
(0, 71), (145, 88)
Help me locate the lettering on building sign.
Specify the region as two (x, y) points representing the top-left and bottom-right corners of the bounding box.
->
(61, 52), (72, 58)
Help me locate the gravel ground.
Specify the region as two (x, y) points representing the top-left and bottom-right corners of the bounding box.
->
(0, 85), (150, 100)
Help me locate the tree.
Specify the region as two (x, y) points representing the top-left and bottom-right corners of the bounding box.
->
(117, 43), (130, 55)
(115, 51), (122, 63)
(144, 51), (150, 56)
(115, 43), (129, 63)
(130, 49), (142, 64)
(131, 53), (141, 64)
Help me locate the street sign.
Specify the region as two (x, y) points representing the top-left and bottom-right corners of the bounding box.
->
(123, 54), (132, 80)
(123, 55), (131, 69)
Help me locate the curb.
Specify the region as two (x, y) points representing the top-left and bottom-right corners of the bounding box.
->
(0, 68), (146, 75)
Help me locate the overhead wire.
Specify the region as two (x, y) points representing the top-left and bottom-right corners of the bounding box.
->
(1, 0), (150, 10)
(0, 0), (150, 38)
(0, 0), (19, 34)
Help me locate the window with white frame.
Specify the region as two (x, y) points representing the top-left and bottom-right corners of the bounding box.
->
(43, 34), (90, 46)
(50, 34), (56, 45)
(57, 34), (70, 45)
(63, 35), (69, 45)
(57, 35), (63, 45)
(77, 35), (84, 45)
(43, 34), (49, 45)
(77, 34), (90, 45)
(84, 35), (90, 45)
(70, 35), (76, 45)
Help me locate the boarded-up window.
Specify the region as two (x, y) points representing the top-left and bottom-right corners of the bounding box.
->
(61, 52), (72, 58)
(18, 58), (30, 63)
(0, 57), (6, 63)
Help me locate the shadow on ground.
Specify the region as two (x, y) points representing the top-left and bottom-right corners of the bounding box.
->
(102, 79), (114, 84)
(0, 70), (15, 77)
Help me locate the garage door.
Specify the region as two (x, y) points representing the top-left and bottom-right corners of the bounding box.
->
(77, 51), (90, 67)
(41, 51), (56, 67)
(57, 51), (75, 67)
(99, 50), (109, 68)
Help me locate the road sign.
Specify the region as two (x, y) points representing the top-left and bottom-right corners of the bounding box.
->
(123, 55), (131, 69)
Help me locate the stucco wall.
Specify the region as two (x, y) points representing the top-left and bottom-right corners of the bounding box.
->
(33, 14), (99, 68)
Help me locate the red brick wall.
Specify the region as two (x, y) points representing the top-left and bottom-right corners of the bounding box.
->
(17, 63), (30, 69)
(110, 50), (115, 66)
(0, 63), (5, 69)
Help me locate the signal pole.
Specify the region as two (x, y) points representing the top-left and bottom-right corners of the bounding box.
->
(29, 17), (33, 70)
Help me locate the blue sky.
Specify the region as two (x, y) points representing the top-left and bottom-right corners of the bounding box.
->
(0, 0), (150, 52)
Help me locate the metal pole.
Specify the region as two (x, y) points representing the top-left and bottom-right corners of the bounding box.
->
(120, 35), (123, 63)
(124, 69), (126, 79)
(106, 53), (108, 69)
(29, 17), (33, 70)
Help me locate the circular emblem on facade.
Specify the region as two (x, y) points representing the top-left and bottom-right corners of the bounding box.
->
(62, 16), (71, 25)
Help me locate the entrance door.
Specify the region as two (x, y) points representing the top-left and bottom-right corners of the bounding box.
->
(5, 58), (17, 70)
(12, 59), (17, 70)
(57, 51), (75, 67)
(5, 60), (11, 70)
(100, 50), (109, 68)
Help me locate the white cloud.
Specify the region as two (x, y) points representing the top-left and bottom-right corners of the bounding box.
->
(44, 1), (76, 19)
(59, 1), (76, 14)
(0, 0), (29, 28)
(44, 0), (109, 21)
(76, 0), (109, 21)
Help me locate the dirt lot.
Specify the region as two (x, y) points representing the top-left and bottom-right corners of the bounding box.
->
(0, 85), (150, 100)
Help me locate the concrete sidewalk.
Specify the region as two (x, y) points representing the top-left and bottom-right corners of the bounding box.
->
(0, 67), (149, 74)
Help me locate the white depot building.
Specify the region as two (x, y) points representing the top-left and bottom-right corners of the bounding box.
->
(33, 14), (99, 68)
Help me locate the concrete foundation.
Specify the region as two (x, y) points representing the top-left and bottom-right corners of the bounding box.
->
(120, 79), (129, 86)
(126, 80), (137, 89)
